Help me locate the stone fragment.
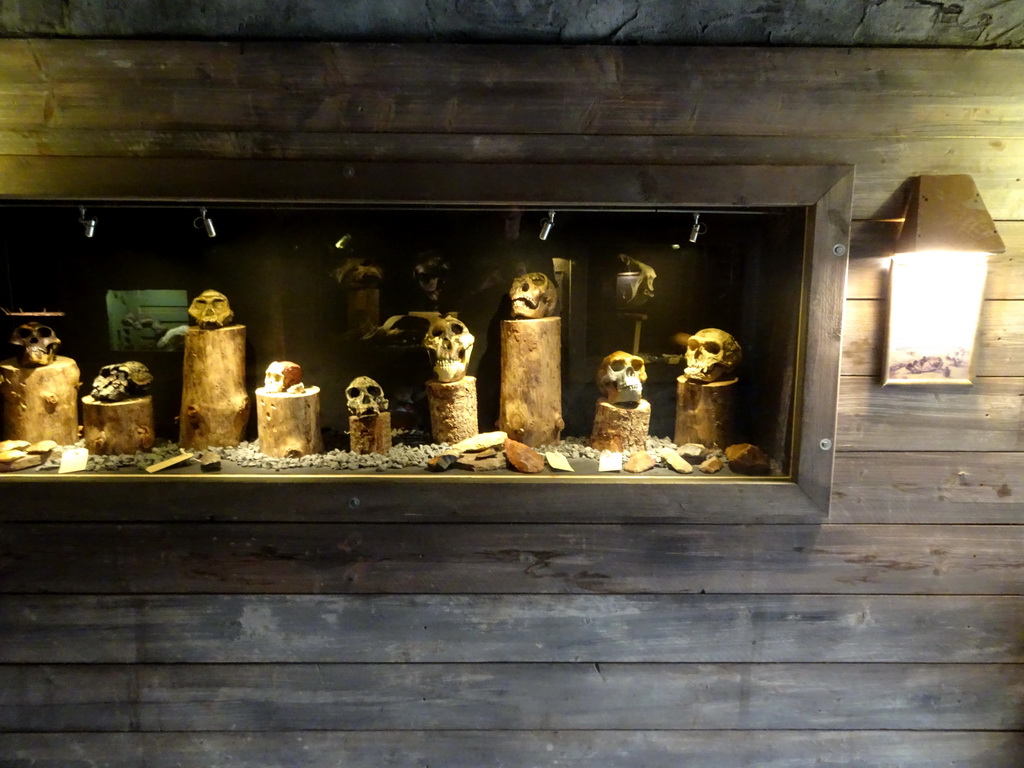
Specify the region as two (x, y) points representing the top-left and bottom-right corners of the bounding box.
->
(505, 438), (545, 473)
(660, 450), (694, 474)
(624, 450), (656, 473)
(25, 440), (58, 455)
(0, 440), (31, 453)
(698, 456), (724, 474)
(725, 443), (771, 475)
(0, 451), (42, 472)
(678, 443), (705, 459)
(200, 450), (222, 472)
(427, 453), (458, 472)
(449, 430), (507, 454)
(455, 447), (505, 472)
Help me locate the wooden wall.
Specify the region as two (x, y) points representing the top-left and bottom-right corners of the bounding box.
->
(2, 42), (1024, 765)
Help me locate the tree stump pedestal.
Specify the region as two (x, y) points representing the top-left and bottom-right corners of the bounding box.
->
(675, 376), (738, 449)
(499, 317), (563, 448)
(0, 356), (80, 444)
(179, 325), (250, 449)
(349, 412), (391, 455)
(426, 376), (478, 445)
(590, 398), (651, 453)
(82, 395), (155, 455)
(256, 386), (322, 458)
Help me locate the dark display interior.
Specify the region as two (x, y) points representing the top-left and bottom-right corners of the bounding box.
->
(1, 204), (806, 476)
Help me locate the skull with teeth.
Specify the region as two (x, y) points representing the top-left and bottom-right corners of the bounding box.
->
(596, 351), (647, 405)
(89, 361), (154, 402)
(345, 376), (389, 417)
(8, 322), (61, 367)
(423, 314), (474, 383)
(509, 272), (558, 319)
(684, 328), (742, 383)
(188, 289), (234, 330)
(263, 361), (305, 394)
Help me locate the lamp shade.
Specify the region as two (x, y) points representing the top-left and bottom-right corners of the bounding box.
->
(895, 174), (1005, 255)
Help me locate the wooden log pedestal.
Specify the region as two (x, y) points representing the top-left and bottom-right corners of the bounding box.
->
(590, 398), (651, 453)
(499, 317), (563, 448)
(81, 395), (155, 455)
(426, 376), (478, 445)
(0, 356), (80, 445)
(255, 387), (323, 458)
(349, 411), (391, 455)
(179, 325), (251, 450)
(675, 376), (738, 449)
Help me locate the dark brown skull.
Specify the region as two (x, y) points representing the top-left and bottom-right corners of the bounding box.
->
(9, 322), (60, 367)
(89, 361), (154, 402)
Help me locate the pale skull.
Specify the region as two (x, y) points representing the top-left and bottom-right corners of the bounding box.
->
(596, 350), (647, 405)
(264, 361), (304, 393)
(509, 272), (558, 319)
(90, 361), (154, 402)
(8, 322), (60, 367)
(346, 376), (388, 417)
(684, 328), (742, 383)
(423, 314), (474, 383)
(188, 289), (234, 329)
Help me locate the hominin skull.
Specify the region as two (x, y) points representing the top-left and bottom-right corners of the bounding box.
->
(8, 322), (60, 367)
(188, 289), (234, 329)
(264, 361), (305, 394)
(596, 350), (647, 405)
(346, 376), (389, 417)
(684, 328), (742, 383)
(423, 314), (474, 383)
(509, 272), (558, 319)
(90, 361), (154, 402)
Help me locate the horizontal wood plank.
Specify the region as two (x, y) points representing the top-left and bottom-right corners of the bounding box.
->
(3, 523), (1024, 595)
(2, 663), (1022, 731)
(3, 730), (1021, 768)
(2, 594), (1021, 664)
(848, 221), (1024, 299)
(836, 376), (1024, 451)
(832, 451), (1024, 523)
(842, 299), (1024, 377)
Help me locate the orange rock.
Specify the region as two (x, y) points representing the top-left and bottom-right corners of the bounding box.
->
(725, 443), (770, 475)
(624, 450), (656, 473)
(505, 438), (545, 473)
(698, 456), (724, 474)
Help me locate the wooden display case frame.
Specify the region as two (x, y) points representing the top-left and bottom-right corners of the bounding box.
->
(0, 158), (853, 520)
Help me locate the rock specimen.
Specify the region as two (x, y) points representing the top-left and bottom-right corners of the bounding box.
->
(660, 450), (694, 474)
(505, 438), (545, 473)
(698, 456), (724, 474)
(725, 443), (771, 475)
(624, 450), (657, 473)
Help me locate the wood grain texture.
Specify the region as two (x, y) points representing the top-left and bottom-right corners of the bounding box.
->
(3, 663), (1022, 731)
(836, 376), (1024, 451)
(842, 299), (1024, 377)
(832, 452), (1024, 523)
(2, 594), (1022, 664)
(3, 523), (1024, 595)
(3, 731), (1022, 768)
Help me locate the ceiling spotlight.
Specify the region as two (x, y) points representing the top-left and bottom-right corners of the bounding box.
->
(194, 207), (216, 238)
(78, 206), (97, 238)
(539, 210), (556, 241)
(689, 213), (707, 243)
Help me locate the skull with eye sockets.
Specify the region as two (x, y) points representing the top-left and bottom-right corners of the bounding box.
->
(264, 361), (305, 394)
(684, 328), (742, 383)
(596, 351), (647, 405)
(423, 314), (474, 383)
(8, 322), (60, 367)
(509, 272), (558, 319)
(345, 376), (388, 417)
(89, 361), (154, 402)
(188, 289), (234, 329)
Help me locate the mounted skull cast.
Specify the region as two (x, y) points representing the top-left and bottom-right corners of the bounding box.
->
(264, 361), (305, 394)
(90, 361), (154, 402)
(188, 289), (234, 329)
(684, 328), (742, 383)
(509, 272), (558, 319)
(346, 376), (388, 417)
(596, 350), (647, 405)
(423, 314), (474, 383)
(8, 322), (60, 367)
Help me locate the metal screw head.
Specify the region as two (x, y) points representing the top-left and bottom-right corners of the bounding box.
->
(348, 497), (361, 509)
(832, 243), (847, 256)
(343, 165), (356, 178)
(819, 438), (833, 451)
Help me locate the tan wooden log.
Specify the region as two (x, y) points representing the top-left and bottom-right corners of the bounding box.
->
(426, 376), (478, 445)
(81, 395), (155, 455)
(0, 356), (80, 445)
(179, 325), (250, 449)
(590, 398), (651, 453)
(499, 317), (563, 448)
(255, 387), (323, 458)
(349, 411), (391, 455)
(674, 376), (738, 449)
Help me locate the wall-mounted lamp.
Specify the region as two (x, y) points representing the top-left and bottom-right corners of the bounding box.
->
(78, 206), (97, 238)
(194, 207), (216, 238)
(883, 174), (1005, 385)
(689, 213), (707, 243)
(539, 210), (556, 241)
